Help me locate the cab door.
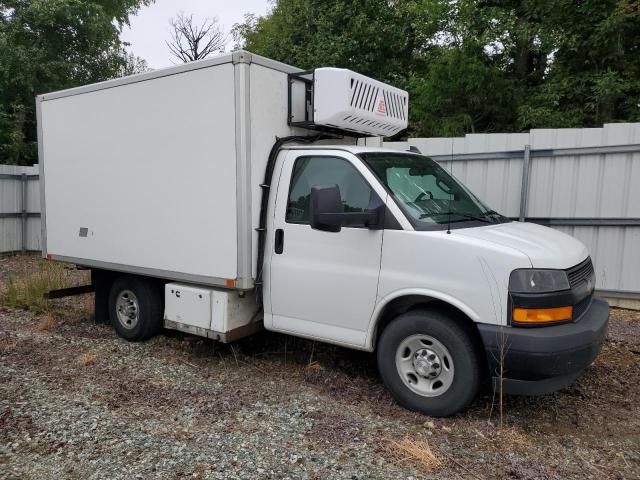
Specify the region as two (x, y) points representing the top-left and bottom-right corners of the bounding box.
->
(265, 150), (388, 348)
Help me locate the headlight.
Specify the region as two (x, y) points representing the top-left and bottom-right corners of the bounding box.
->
(509, 269), (570, 293)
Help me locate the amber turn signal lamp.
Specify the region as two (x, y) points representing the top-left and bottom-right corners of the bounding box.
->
(512, 306), (573, 324)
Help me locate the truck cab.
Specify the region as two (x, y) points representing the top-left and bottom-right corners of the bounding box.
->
(263, 145), (608, 416)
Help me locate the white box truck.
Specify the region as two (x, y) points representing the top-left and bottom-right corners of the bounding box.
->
(38, 51), (608, 416)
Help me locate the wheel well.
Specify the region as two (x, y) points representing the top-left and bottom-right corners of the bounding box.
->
(373, 296), (484, 355)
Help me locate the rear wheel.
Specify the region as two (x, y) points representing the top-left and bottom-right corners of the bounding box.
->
(108, 276), (163, 341)
(377, 309), (481, 417)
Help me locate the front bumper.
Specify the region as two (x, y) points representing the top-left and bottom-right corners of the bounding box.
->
(477, 297), (609, 395)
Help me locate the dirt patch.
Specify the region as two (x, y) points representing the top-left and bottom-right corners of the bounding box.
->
(609, 307), (640, 344)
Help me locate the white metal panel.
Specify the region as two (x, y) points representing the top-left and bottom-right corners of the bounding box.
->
(248, 64), (301, 280)
(211, 290), (260, 332)
(443, 158), (522, 218)
(41, 64), (239, 279)
(403, 133), (529, 156)
(0, 164), (40, 253)
(0, 165), (24, 214)
(0, 164), (38, 176)
(0, 218), (21, 252)
(26, 217), (41, 251)
(164, 283), (213, 329)
(557, 225), (640, 293)
(164, 283), (259, 333)
(26, 178), (40, 212)
(528, 127), (640, 218)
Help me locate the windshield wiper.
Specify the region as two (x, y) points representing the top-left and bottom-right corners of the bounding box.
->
(484, 209), (503, 217)
(483, 209), (508, 222)
(420, 212), (492, 223)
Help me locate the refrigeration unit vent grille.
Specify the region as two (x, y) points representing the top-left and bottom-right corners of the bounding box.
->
(349, 78), (407, 120)
(288, 68), (408, 137)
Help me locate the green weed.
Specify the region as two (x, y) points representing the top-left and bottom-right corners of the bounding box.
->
(2, 261), (74, 312)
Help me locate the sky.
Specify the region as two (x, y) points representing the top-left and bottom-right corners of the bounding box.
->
(121, 0), (271, 69)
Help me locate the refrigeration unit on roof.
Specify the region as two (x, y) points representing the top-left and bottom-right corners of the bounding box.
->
(288, 67), (409, 137)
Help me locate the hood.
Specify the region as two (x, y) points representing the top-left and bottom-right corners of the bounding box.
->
(455, 221), (588, 269)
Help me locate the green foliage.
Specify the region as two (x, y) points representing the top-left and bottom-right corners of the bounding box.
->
(233, 0), (444, 85)
(410, 46), (518, 136)
(0, 0), (152, 165)
(234, 0), (640, 136)
(518, 0), (640, 128)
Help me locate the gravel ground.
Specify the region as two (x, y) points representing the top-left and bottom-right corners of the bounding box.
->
(1, 254), (639, 479)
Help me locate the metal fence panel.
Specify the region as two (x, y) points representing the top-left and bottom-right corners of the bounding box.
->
(0, 218), (22, 252)
(554, 226), (640, 293)
(527, 126), (640, 219)
(0, 164), (40, 253)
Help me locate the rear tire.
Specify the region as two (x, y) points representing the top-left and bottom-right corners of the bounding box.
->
(108, 276), (163, 341)
(377, 309), (481, 417)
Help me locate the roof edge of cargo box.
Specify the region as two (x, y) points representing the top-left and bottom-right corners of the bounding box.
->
(36, 51), (302, 102)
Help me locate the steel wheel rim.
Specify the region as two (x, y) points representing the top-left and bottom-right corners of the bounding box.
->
(395, 334), (455, 397)
(115, 289), (139, 330)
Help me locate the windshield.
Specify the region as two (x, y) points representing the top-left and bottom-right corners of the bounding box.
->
(361, 152), (507, 229)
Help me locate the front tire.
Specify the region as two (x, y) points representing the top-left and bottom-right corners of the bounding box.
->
(377, 309), (481, 417)
(108, 276), (163, 341)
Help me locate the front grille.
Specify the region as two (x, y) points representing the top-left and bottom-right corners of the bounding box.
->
(573, 293), (593, 319)
(567, 257), (594, 288)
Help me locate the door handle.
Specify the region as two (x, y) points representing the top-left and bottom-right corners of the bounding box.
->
(274, 229), (284, 254)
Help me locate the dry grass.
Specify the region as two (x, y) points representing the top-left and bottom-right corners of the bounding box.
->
(386, 436), (443, 471)
(1, 260), (75, 312)
(36, 314), (59, 332)
(76, 352), (98, 366)
(497, 426), (531, 447)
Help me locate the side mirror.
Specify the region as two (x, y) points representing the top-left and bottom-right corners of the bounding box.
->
(310, 185), (383, 232)
(310, 185), (343, 232)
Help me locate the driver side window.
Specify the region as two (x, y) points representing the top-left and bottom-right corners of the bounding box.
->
(286, 156), (374, 226)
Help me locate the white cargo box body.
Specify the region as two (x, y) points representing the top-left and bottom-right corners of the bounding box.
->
(37, 51), (340, 289)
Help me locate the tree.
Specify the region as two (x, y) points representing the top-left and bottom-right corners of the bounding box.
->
(410, 46), (517, 136)
(232, 0), (443, 85)
(166, 12), (226, 63)
(118, 50), (151, 77)
(518, 0), (640, 128)
(0, 0), (154, 165)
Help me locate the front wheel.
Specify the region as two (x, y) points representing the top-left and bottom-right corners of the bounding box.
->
(377, 309), (481, 417)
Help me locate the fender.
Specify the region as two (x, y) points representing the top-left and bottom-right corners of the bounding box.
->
(364, 288), (482, 351)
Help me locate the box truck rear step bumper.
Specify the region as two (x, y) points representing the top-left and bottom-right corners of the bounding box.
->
(44, 284), (95, 299)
